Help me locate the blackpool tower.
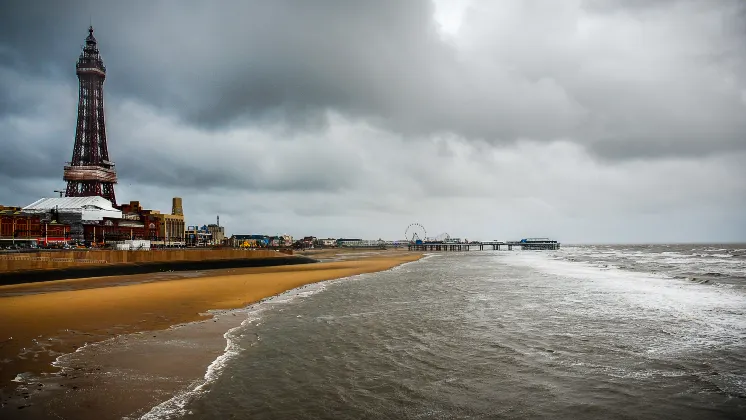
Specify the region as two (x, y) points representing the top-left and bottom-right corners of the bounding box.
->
(63, 26), (117, 204)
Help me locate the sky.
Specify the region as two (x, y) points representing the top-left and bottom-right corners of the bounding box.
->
(0, 0), (745, 243)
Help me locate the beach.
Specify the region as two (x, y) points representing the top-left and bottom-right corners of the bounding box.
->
(0, 249), (422, 419)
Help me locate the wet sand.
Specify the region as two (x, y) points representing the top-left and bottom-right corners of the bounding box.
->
(0, 250), (422, 418)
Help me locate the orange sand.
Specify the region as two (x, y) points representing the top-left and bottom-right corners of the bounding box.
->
(0, 252), (422, 389)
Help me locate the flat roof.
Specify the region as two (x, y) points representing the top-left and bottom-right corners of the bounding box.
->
(23, 196), (116, 212)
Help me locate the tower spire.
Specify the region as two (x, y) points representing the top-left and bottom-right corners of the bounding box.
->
(63, 26), (117, 204)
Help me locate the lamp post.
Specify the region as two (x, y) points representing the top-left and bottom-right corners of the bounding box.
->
(53, 190), (64, 198)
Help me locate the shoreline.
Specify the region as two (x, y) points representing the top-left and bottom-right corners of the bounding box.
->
(0, 250), (423, 419)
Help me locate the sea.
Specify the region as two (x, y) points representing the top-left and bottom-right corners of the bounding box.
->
(16, 244), (746, 419)
(133, 244), (746, 420)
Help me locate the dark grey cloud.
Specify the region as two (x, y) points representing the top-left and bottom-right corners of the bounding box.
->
(0, 0), (446, 129)
(0, 142), (65, 180)
(116, 147), (363, 193)
(2, 0), (744, 160)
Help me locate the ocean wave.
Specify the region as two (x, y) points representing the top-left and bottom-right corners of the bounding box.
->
(501, 251), (746, 309)
(138, 247), (745, 419)
(136, 257), (431, 420)
(557, 246), (746, 286)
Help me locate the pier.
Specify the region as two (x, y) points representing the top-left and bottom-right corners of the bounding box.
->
(407, 239), (560, 252)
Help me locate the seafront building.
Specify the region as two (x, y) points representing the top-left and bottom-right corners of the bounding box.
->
(22, 196), (122, 242)
(0, 205), (71, 247)
(185, 226), (212, 247)
(152, 198), (186, 247)
(19, 197), (186, 247)
(317, 238), (337, 247)
(2, 196), (187, 248)
(152, 211), (186, 246)
(206, 219), (225, 245)
(222, 235), (406, 249)
(229, 234), (267, 248)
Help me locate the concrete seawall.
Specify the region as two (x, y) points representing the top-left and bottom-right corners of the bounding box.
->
(0, 249), (289, 272)
(0, 255), (318, 286)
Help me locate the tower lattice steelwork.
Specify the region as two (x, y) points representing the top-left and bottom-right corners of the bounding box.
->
(63, 26), (117, 204)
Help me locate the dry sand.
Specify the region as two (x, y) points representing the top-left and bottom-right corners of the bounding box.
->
(0, 250), (422, 417)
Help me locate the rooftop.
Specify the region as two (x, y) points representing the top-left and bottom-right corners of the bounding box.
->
(23, 196), (118, 212)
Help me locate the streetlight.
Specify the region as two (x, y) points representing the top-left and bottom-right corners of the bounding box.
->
(53, 190), (64, 198)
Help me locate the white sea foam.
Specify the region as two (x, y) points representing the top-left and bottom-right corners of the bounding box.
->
(11, 373), (33, 383)
(498, 251), (746, 355)
(660, 251), (688, 258)
(712, 253), (734, 258)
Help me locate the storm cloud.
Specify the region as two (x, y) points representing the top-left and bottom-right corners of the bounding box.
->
(0, 0), (744, 242)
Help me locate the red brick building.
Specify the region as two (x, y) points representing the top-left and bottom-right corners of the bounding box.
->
(0, 206), (71, 246)
(81, 201), (162, 244)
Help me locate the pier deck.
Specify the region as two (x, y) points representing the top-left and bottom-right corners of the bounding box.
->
(407, 240), (560, 252)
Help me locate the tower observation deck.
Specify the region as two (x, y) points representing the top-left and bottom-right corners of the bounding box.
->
(63, 26), (118, 204)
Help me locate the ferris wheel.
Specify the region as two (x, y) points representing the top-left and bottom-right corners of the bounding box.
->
(434, 232), (451, 242)
(405, 223), (427, 243)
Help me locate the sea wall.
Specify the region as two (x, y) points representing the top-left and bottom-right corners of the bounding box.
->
(0, 249), (289, 272)
(0, 254), (317, 286)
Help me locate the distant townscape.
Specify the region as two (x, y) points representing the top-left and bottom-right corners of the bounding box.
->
(0, 27), (558, 253)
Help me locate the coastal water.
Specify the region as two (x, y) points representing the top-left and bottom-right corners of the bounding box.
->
(145, 244), (746, 419)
